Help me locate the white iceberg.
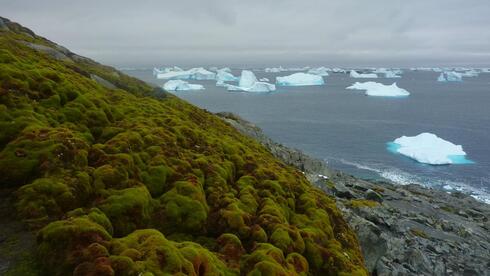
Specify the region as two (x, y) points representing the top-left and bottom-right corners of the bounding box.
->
(350, 70), (378, 78)
(276, 72), (325, 86)
(163, 80), (204, 91)
(259, 77), (270, 82)
(332, 68), (347, 73)
(225, 70), (275, 92)
(384, 71), (401, 78)
(156, 67), (216, 80)
(265, 67), (285, 73)
(216, 69), (238, 82)
(388, 133), (472, 165)
(437, 71), (463, 82)
(460, 70), (479, 78)
(307, 67), (330, 76)
(346, 82), (410, 97)
(153, 66), (183, 77)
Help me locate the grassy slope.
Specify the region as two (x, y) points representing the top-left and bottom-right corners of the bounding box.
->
(0, 18), (366, 275)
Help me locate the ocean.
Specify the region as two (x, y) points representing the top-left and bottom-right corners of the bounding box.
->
(124, 68), (490, 203)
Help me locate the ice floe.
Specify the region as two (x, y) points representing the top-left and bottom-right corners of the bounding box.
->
(437, 71), (463, 82)
(387, 132), (473, 165)
(276, 73), (325, 86)
(307, 67), (330, 76)
(155, 67), (216, 80)
(346, 82), (410, 97)
(350, 70), (378, 78)
(163, 80), (204, 91)
(225, 70), (276, 92)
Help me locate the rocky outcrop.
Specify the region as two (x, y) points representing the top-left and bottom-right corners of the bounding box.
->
(218, 112), (490, 276)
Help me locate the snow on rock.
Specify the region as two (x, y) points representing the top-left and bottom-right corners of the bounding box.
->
(437, 71), (463, 82)
(346, 82), (410, 97)
(350, 70), (378, 78)
(156, 67), (216, 80)
(163, 80), (204, 91)
(226, 70), (276, 92)
(388, 132), (472, 165)
(276, 72), (325, 86)
(307, 67), (330, 76)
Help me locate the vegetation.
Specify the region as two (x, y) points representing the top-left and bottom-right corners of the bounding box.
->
(0, 17), (367, 275)
(346, 199), (380, 208)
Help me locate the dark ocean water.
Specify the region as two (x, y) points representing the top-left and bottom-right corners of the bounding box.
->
(124, 69), (490, 203)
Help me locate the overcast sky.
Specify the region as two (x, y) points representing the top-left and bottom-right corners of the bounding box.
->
(2, 0), (490, 67)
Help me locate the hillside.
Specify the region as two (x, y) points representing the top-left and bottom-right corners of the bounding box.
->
(0, 17), (366, 275)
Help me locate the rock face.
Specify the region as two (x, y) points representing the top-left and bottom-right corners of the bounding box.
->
(219, 113), (490, 276)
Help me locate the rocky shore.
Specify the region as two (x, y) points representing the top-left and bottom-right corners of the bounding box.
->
(218, 112), (490, 276)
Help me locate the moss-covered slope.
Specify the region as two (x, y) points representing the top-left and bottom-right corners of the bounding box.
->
(0, 17), (366, 275)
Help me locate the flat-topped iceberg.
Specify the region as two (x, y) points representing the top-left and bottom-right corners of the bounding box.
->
(437, 71), (463, 82)
(388, 133), (473, 165)
(156, 67), (216, 80)
(350, 70), (378, 78)
(347, 82), (410, 97)
(163, 80), (204, 91)
(307, 67), (330, 76)
(225, 70), (276, 92)
(276, 72), (325, 86)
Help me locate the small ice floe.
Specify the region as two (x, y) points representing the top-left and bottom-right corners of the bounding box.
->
(163, 80), (204, 91)
(346, 82), (410, 97)
(350, 70), (378, 78)
(307, 67), (330, 76)
(276, 72), (325, 86)
(387, 132), (474, 165)
(225, 70), (276, 92)
(437, 71), (463, 82)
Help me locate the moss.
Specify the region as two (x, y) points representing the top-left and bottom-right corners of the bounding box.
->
(37, 216), (112, 275)
(0, 21), (367, 276)
(141, 165), (170, 197)
(347, 199), (380, 208)
(410, 228), (429, 239)
(99, 186), (153, 237)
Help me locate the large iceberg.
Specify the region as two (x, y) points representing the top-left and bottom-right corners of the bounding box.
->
(350, 70), (378, 78)
(346, 82), (410, 97)
(276, 73), (325, 86)
(307, 67), (330, 76)
(388, 133), (473, 165)
(163, 80), (204, 91)
(225, 70), (276, 92)
(155, 67), (216, 80)
(437, 71), (463, 82)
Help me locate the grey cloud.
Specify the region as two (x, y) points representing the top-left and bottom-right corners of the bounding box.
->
(2, 0), (490, 67)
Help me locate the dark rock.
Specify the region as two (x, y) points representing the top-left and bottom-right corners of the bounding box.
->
(366, 189), (383, 203)
(90, 74), (117, 89)
(0, 18), (8, 31)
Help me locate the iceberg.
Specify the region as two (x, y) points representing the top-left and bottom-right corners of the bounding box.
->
(259, 77), (270, 82)
(388, 132), (473, 165)
(346, 82), (410, 97)
(155, 67), (216, 80)
(276, 72), (325, 86)
(216, 69), (238, 82)
(307, 67), (330, 76)
(265, 67), (285, 73)
(163, 80), (204, 91)
(437, 71), (463, 82)
(226, 70), (275, 92)
(332, 68), (347, 73)
(350, 70), (378, 78)
(384, 71), (401, 78)
(460, 70), (479, 78)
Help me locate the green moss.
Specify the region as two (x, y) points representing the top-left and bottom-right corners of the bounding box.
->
(0, 21), (367, 276)
(410, 228), (429, 239)
(100, 186), (153, 236)
(347, 199), (380, 208)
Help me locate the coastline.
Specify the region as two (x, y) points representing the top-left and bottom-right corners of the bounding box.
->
(217, 112), (490, 275)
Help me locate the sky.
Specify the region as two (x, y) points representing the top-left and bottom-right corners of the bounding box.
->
(2, 0), (490, 68)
